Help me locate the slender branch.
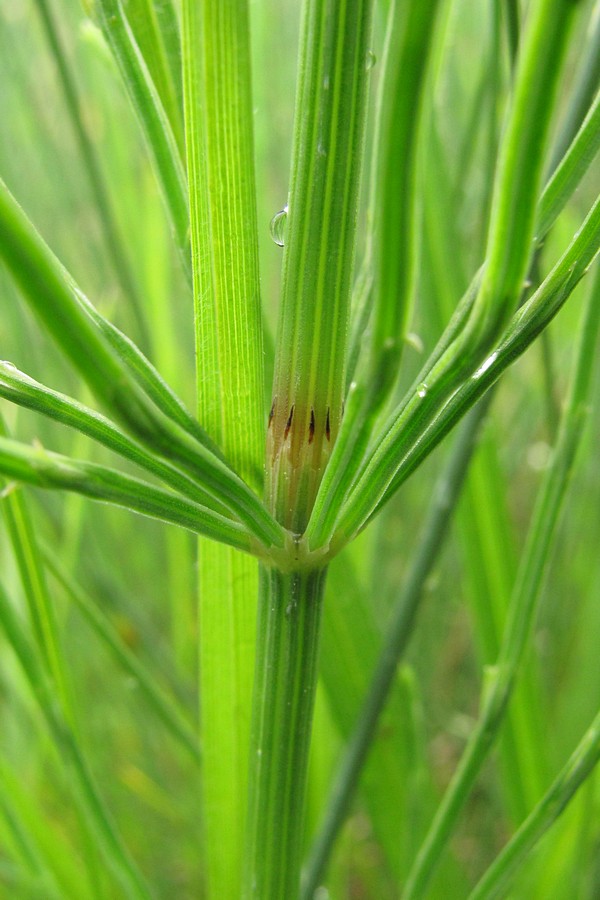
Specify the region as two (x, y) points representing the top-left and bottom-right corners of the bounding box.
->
(33, 0), (150, 347)
(469, 708), (600, 900)
(0, 435), (256, 555)
(301, 399), (491, 897)
(403, 261), (600, 899)
(93, 0), (190, 273)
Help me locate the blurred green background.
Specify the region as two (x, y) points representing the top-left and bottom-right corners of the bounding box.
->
(0, 0), (599, 897)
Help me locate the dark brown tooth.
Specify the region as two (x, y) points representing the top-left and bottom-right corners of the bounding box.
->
(308, 408), (315, 444)
(325, 407), (331, 441)
(284, 404), (295, 440)
(268, 398), (276, 428)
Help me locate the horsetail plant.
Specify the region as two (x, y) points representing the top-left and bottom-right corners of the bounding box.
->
(0, 0), (599, 898)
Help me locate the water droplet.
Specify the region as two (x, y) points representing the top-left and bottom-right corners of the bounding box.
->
(317, 141), (327, 158)
(417, 383), (428, 399)
(269, 205), (288, 247)
(366, 49), (376, 71)
(323, 74), (330, 90)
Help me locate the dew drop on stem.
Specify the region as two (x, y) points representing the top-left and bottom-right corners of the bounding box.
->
(365, 49), (376, 71)
(269, 205), (288, 247)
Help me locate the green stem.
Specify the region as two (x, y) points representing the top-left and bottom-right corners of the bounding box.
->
(267, 0), (372, 533)
(305, 0), (441, 550)
(182, 1), (266, 894)
(244, 566), (327, 899)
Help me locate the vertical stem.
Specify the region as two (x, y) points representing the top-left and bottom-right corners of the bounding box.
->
(245, 0), (371, 894)
(244, 566), (327, 899)
(266, 0), (373, 533)
(182, 1), (265, 896)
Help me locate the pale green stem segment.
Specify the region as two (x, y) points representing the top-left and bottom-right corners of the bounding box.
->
(93, 0), (190, 270)
(182, 0), (264, 485)
(403, 262), (600, 899)
(468, 708), (600, 900)
(182, 1), (265, 896)
(0, 582), (151, 900)
(121, 0), (184, 154)
(267, 0), (373, 533)
(244, 3), (373, 895)
(0, 177), (284, 548)
(244, 566), (327, 899)
(305, 0), (440, 550)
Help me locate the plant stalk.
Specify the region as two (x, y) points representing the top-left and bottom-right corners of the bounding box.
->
(244, 565), (327, 899)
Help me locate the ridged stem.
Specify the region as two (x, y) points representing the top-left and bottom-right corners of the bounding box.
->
(243, 566), (327, 899)
(182, 2), (266, 895)
(266, 0), (373, 533)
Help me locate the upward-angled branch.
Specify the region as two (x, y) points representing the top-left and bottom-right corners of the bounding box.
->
(0, 178), (285, 548)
